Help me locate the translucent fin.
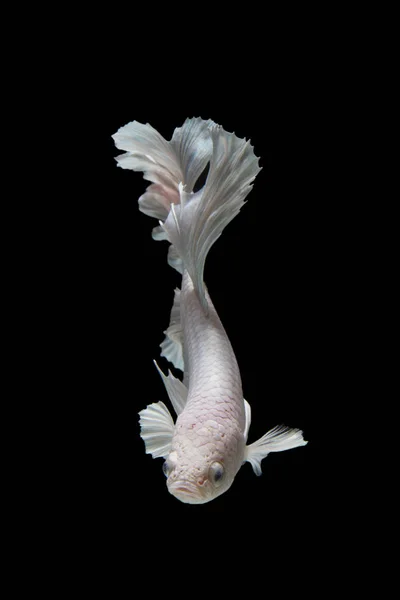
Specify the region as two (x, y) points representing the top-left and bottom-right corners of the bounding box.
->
(245, 425), (308, 476)
(113, 121), (180, 177)
(138, 401), (175, 459)
(161, 125), (261, 311)
(154, 360), (188, 416)
(113, 121), (180, 220)
(138, 183), (178, 220)
(167, 245), (183, 274)
(151, 225), (168, 241)
(169, 117), (214, 193)
(160, 288), (183, 370)
(113, 118), (214, 224)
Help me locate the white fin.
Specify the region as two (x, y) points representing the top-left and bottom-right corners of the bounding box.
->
(167, 244), (184, 274)
(245, 425), (308, 476)
(113, 121), (180, 220)
(160, 288), (184, 370)
(154, 360), (188, 416)
(169, 117), (214, 193)
(138, 401), (175, 458)
(151, 224), (169, 241)
(151, 228), (183, 272)
(161, 126), (261, 311)
(244, 399), (252, 442)
(113, 117), (213, 225)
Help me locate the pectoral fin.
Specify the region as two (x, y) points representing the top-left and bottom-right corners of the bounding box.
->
(138, 401), (175, 459)
(245, 425), (308, 476)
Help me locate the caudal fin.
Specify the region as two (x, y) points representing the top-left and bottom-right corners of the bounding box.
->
(161, 124), (261, 310)
(112, 117), (214, 273)
(113, 118), (261, 310)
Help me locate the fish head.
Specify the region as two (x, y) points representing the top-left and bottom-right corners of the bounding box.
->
(162, 423), (244, 504)
(163, 451), (230, 504)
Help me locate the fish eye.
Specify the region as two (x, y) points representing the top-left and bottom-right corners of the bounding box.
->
(209, 462), (225, 487)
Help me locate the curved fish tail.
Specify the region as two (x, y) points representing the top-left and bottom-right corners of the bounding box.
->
(112, 117), (214, 274)
(161, 124), (261, 312)
(112, 118), (261, 311)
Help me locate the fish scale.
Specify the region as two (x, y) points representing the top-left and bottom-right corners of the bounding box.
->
(169, 268), (246, 473)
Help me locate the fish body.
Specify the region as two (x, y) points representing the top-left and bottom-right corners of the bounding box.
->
(113, 118), (307, 504)
(167, 270), (245, 503)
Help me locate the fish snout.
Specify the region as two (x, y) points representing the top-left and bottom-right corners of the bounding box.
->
(167, 479), (208, 504)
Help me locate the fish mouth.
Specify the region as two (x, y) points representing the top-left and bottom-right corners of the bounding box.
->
(167, 480), (208, 504)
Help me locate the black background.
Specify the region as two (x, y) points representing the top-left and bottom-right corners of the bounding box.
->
(7, 0), (386, 591)
(55, 24), (356, 590)
(80, 94), (338, 540)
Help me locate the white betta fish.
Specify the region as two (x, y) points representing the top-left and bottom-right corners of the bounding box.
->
(113, 118), (307, 504)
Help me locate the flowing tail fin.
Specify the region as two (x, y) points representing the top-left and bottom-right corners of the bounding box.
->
(113, 119), (261, 295)
(161, 124), (261, 310)
(112, 117), (214, 274)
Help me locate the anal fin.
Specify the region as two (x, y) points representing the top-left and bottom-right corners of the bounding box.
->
(154, 360), (188, 416)
(160, 288), (184, 371)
